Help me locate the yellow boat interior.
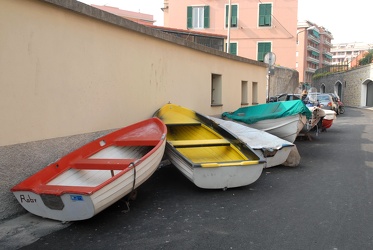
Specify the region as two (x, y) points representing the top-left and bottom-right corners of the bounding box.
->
(155, 104), (261, 166)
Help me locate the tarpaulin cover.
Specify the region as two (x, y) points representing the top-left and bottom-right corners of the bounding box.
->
(222, 100), (312, 124)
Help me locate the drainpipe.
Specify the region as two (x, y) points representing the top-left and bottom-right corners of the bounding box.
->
(227, 0), (231, 54)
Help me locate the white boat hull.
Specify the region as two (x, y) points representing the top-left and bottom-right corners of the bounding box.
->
(323, 109), (337, 120)
(235, 114), (307, 143)
(12, 141), (166, 221)
(165, 144), (264, 189)
(302, 107), (327, 133)
(259, 146), (293, 168)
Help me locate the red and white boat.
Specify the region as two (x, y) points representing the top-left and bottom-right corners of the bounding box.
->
(11, 118), (167, 222)
(322, 109), (337, 130)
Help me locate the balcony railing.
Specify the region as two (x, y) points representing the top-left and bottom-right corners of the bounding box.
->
(306, 67), (317, 73)
(307, 45), (320, 53)
(308, 34), (320, 44)
(307, 56), (320, 64)
(323, 51), (333, 57)
(323, 40), (332, 47)
(314, 64), (349, 74)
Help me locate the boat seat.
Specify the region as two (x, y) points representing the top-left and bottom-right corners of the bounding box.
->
(114, 133), (164, 146)
(114, 139), (160, 146)
(168, 139), (230, 148)
(32, 184), (96, 195)
(166, 122), (201, 126)
(71, 158), (137, 170)
(32, 159), (139, 195)
(161, 113), (201, 126)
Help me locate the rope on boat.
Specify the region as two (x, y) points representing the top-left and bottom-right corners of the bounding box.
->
(122, 161), (137, 214)
(130, 161), (136, 193)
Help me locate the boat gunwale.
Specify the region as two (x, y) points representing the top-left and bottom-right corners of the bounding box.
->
(165, 126), (262, 165)
(165, 142), (263, 169)
(11, 118), (167, 196)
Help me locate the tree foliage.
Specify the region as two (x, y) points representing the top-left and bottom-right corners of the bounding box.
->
(359, 50), (373, 66)
(312, 72), (332, 80)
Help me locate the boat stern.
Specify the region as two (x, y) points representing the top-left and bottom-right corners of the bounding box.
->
(12, 191), (95, 222)
(193, 161), (265, 189)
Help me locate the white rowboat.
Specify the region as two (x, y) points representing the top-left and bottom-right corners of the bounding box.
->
(11, 118), (167, 222)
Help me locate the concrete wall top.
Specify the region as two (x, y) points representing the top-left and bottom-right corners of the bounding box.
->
(43, 0), (266, 68)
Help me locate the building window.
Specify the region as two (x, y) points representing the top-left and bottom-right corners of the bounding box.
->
(187, 6), (210, 29)
(241, 81), (248, 105)
(258, 3), (272, 27)
(226, 42), (238, 55)
(257, 42), (271, 62)
(195, 36), (224, 51)
(252, 82), (258, 105)
(211, 74), (222, 106)
(225, 4), (238, 28)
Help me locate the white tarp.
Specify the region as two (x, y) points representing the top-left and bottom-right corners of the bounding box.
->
(208, 117), (293, 149)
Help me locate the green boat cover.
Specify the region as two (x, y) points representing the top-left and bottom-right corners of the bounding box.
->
(222, 100), (312, 124)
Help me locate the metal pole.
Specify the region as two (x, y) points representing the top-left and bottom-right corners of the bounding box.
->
(227, 0), (231, 53)
(267, 73), (270, 102)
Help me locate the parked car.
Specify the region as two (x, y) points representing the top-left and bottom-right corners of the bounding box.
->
(318, 93), (340, 114)
(269, 92), (339, 114)
(326, 93), (341, 104)
(308, 93), (339, 113)
(268, 93), (300, 102)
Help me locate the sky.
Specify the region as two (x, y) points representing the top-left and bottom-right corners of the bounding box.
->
(298, 0), (373, 44)
(78, 0), (373, 44)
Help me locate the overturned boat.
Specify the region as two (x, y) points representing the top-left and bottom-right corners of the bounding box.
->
(209, 117), (295, 168)
(222, 100), (312, 143)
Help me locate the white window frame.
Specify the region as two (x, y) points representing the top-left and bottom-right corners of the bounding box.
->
(192, 6), (204, 29)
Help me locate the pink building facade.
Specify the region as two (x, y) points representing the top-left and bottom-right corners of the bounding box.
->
(163, 0), (298, 69)
(92, 5), (155, 25)
(296, 21), (333, 85)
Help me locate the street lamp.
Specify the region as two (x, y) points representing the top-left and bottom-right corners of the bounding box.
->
(296, 26), (316, 44)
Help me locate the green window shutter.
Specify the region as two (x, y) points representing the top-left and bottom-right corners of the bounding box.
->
(312, 30), (320, 38)
(259, 16), (265, 26)
(230, 43), (237, 55)
(226, 5), (238, 27)
(225, 43), (237, 55)
(258, 42), (271, 61)
(258, 43), (264, 61)
(225, 5), (229, 28)
(265, 43), (272, 59)
(312, 51), (319, 57)
(231, 5), (238, 27)
(204, 6), (210, 28)
(265, 4), (271, 25)
(187, 6), (192, 28)
(259, 4), (272, 26)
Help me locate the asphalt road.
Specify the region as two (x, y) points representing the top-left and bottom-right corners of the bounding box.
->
(18, 107), (373, 249)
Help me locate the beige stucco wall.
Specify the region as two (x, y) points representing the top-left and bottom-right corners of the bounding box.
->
(0, 0), (267, 220)
(1, 0), (267, 147)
